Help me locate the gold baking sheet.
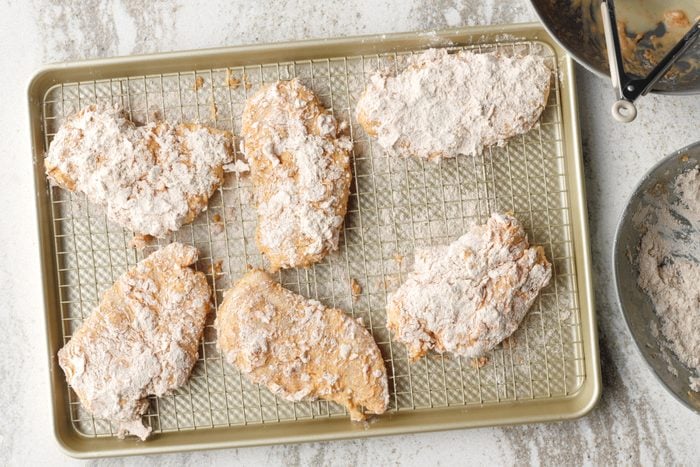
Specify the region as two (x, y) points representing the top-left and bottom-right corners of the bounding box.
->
(28, 23), (600, 458)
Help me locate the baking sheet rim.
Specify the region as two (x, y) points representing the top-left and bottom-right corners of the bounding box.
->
(28, 22), (601, 458)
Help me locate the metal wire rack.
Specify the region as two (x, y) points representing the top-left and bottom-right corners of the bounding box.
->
(42, 39), (585, 437)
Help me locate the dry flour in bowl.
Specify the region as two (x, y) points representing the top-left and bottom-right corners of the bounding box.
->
(634, 166), (700, 391)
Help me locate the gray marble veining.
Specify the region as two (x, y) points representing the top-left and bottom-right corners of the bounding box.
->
(1, 0), (698, 465)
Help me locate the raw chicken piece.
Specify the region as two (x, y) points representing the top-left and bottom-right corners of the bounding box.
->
(58, 242), (211, 440)
(216, 270), (388, 420)
(387, 213), (552, 362)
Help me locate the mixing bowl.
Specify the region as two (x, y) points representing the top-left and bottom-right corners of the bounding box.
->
(613, 141), (700, 413)
(530, 0), (700, 95)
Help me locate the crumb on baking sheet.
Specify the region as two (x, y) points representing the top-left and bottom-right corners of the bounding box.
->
(501, 336), (516, 350)
(149, 108), (163, 121)
(194, 76), (205, 91)
(209, 212), (225, 236)
(210, 101), (218, 121)
(242, 73), (252, 90)
(393, 252), (404, 266)
(470, 356), (489, 369)
(130, 234), (155, 250)
(376, 274), (400, 292)
(211, 259), (224, 277)
(209, 213), (224, 237)
(350, 278), (362, 301)
(226, 68), (241, 88)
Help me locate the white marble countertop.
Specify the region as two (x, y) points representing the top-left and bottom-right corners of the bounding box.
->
(1, 1), (698, 465)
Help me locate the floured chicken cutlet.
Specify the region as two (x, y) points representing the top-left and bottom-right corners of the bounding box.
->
(216, 270), (389, 421)
(387, 213), (552, 362)
(57, 243), (211, 440)
(355, 48), (551, 161)
(242, 79), (352, 271)
(45, 105), (234, 240)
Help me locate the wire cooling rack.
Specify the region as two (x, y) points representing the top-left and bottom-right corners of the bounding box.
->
(42, 39), (585, 438)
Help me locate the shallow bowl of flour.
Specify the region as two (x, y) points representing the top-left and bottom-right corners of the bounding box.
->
(613, 141), (700, 413)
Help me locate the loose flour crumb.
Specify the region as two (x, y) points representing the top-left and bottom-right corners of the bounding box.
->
(350, 278), (363, 301)
(226, 69), (241, 89)
(470, 356), (489, 369)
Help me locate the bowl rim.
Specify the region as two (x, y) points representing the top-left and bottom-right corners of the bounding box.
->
(528, 0), (700, 96)
(612, 140), (700, 414)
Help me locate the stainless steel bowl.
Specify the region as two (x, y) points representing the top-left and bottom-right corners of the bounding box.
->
(613, 141), (700, 412)
(530, 0), (700, 94)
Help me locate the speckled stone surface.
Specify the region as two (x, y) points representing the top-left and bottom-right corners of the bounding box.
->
(1, 0), (698, 465)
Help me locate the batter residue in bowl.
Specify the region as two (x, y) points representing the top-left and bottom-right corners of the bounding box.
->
(634, 166), (700, 391)
(614, 1), (699, 80)
(575, 0), (699, 80)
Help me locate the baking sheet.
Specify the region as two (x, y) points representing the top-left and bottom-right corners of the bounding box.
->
(28, 23), (600, 457)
